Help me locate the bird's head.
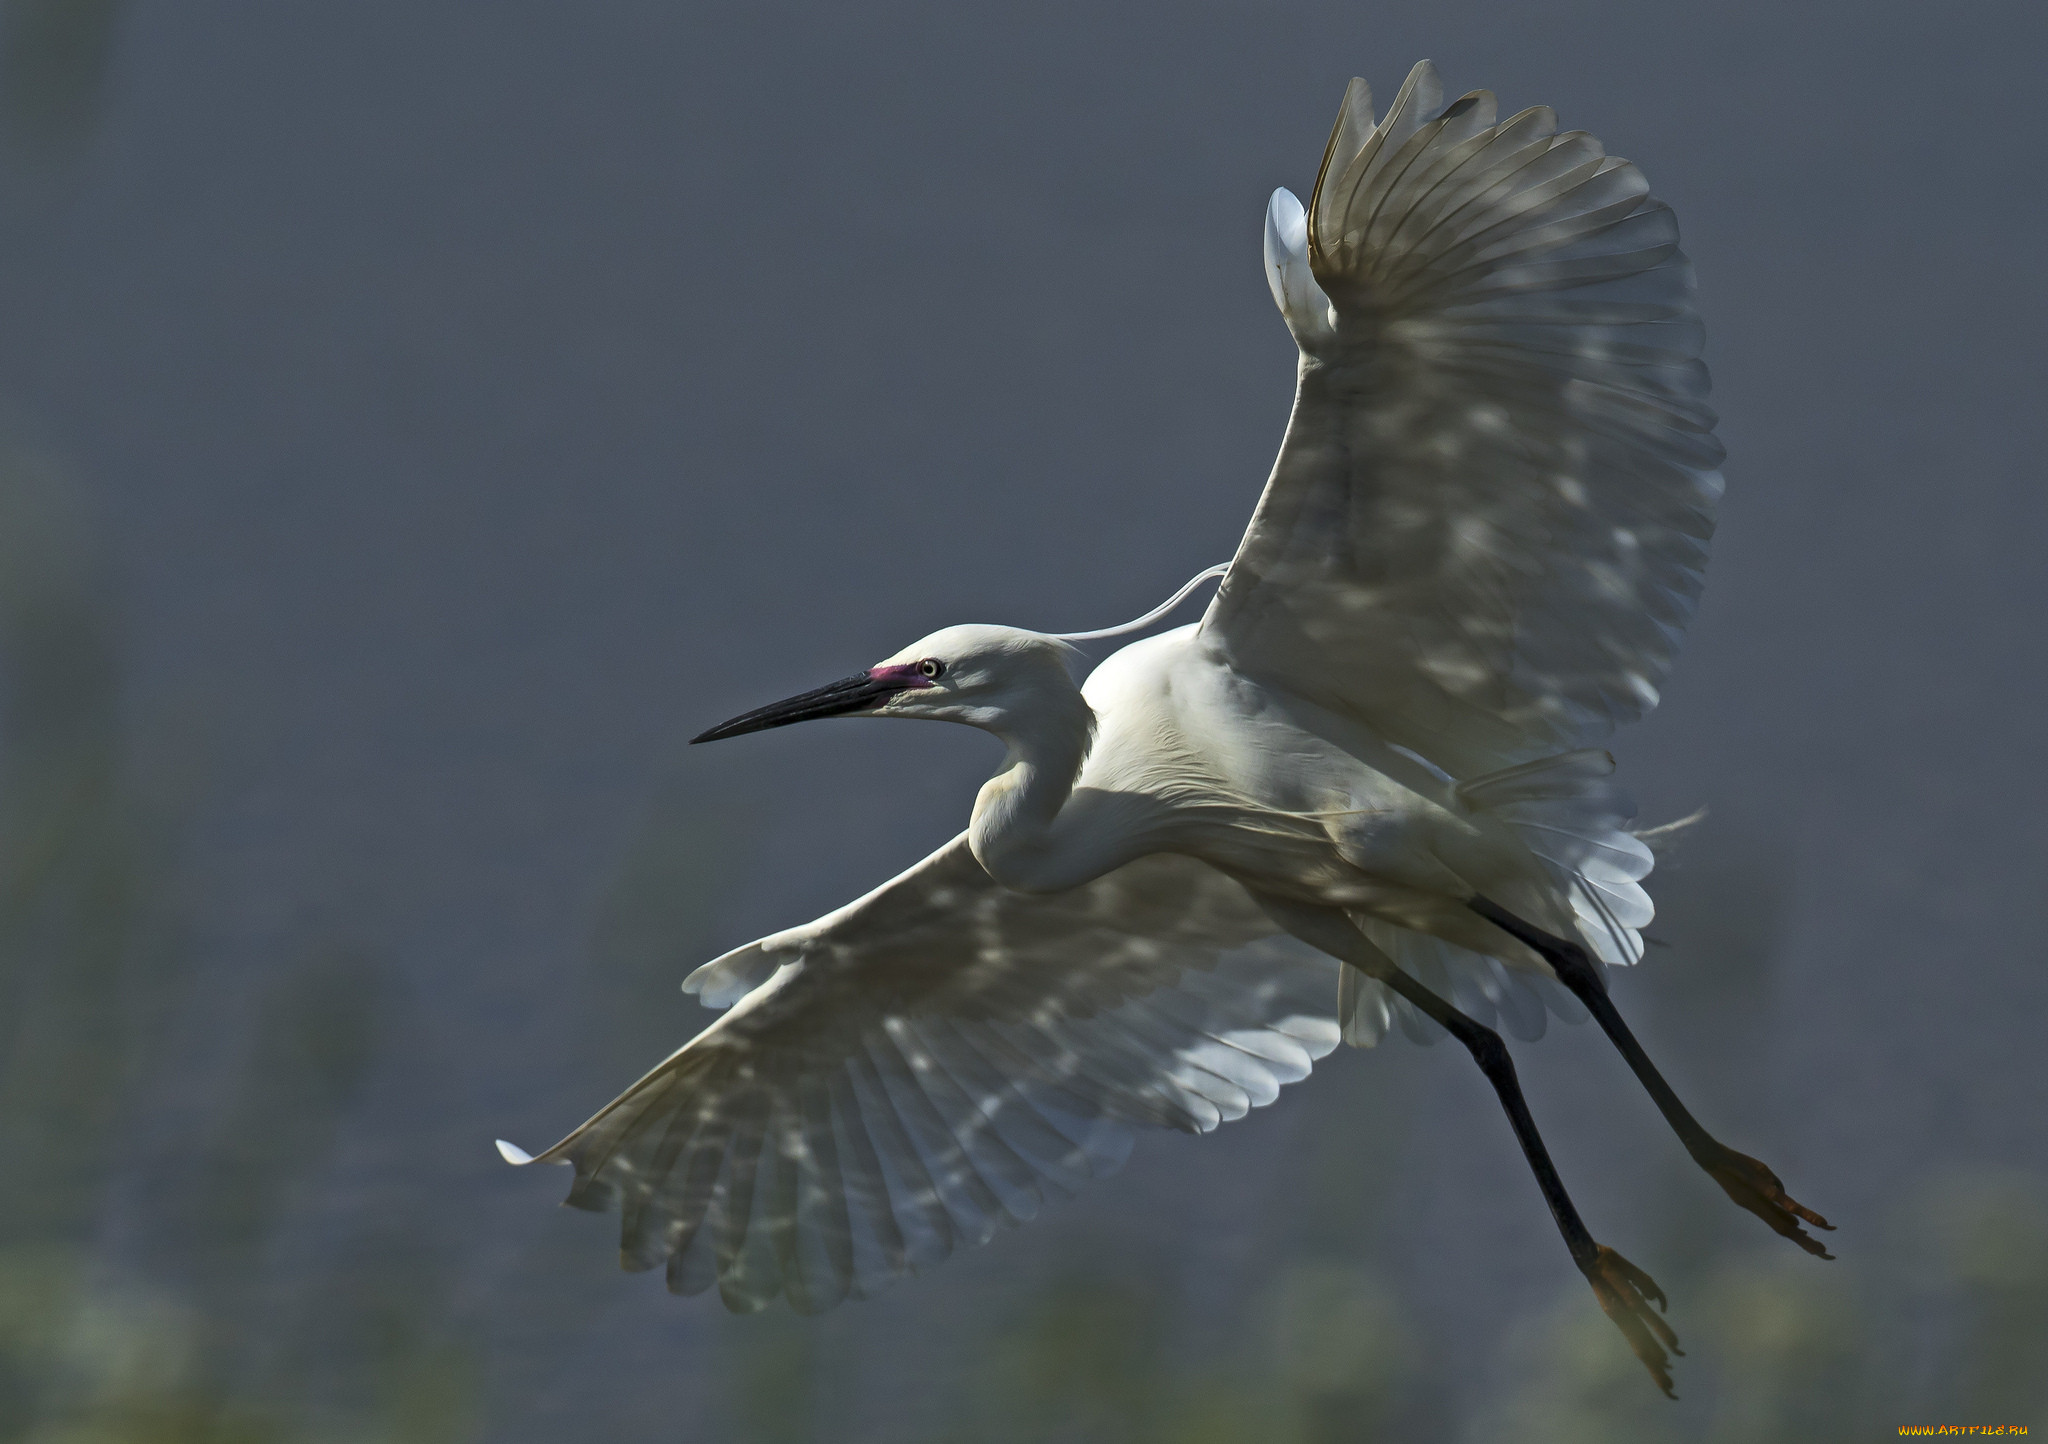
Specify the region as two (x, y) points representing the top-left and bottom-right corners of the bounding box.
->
(690, 625), (1085, 744)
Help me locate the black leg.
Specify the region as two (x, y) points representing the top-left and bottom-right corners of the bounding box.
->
(1470, 895), (1834, 1258)
(1250, 895), (1682, 1396)
(1368, 956), (1682, 1397)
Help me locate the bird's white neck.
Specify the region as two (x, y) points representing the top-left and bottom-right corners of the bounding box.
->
(968, 685), (1104, 894)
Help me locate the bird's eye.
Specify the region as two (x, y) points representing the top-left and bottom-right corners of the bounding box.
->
(919, 659), (945, 680)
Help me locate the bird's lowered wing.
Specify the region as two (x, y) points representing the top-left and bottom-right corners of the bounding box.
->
(1203, 62), (1723, 778)
(507, 835), (1339, 1314)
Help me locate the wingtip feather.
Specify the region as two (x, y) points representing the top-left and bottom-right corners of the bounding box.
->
(497, 1138), (570, 1167)
(1264, 187), (1334, 348)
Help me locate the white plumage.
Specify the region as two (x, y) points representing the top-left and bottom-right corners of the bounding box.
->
(533, 843), (1343, 1313)
(502, 61), (1827, 1395)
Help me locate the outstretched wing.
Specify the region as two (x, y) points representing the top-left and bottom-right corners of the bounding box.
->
(1203, 61), (1724, 778)
(506, 836), (1339, 1314)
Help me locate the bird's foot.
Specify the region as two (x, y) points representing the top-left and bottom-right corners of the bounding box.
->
(1700, 1144), (1834, 1258)
(1583, 1243), (1681, 1398)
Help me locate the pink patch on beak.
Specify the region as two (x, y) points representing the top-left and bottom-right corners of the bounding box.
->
(867, 663), (937, 689)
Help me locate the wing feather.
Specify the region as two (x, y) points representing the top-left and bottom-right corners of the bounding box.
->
(1209, 61), (1723, 777)
(512, 835), (1340, 1312)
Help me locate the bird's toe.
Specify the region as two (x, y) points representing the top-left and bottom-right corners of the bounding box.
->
(1583, 1244), (1682, 1398)
(1701, 1145), (1834, 1258)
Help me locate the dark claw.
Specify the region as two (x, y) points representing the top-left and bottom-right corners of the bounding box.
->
(1584, 1244), (1683, 1398)
(1702, 1145), (1835, 1259)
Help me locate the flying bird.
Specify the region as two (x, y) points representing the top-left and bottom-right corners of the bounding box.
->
(499, 60), (1830, 1395)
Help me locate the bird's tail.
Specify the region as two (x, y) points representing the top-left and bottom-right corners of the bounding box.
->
(1340, 749), (1656, 1048)
(1456, 748), (1655, 970)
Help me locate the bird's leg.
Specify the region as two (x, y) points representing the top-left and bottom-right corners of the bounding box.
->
(1469, 896), (1834, 1258)
(1367, 955), (1681, 1396)
(1251, 898), (1680, 1396)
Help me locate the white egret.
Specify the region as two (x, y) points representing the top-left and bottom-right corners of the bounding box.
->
(500, 60), (1829, 1395)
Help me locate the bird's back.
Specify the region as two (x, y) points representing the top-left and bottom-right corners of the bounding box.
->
(1077, 626), (1491, 897)
(1079, 627), (1654, 1014)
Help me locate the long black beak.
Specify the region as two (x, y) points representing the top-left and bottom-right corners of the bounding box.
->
(690, 672), (908, 744)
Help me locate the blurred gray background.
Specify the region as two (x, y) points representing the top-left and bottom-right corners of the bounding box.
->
(0, 1), (2043, 1439)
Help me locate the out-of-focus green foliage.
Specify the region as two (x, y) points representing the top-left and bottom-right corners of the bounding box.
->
(1474, 1166), (2048, 1442)
(0, 0), (124, 159)
(0, 441), (486, 1442)
(0, 22), (487, 1437)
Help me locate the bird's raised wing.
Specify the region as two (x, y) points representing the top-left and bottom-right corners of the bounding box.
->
(1203, 61), (1723, 777)
(506, 835), (1339, 1314)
